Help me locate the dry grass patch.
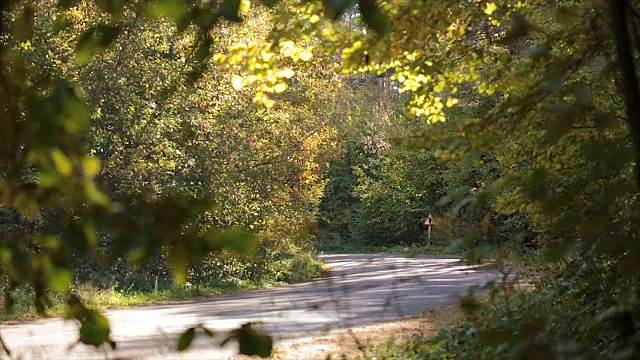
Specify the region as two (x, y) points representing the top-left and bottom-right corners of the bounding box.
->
(257, 303), (464, 360)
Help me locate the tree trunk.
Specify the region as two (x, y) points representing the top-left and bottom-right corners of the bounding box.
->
(610, 0), (640, 191)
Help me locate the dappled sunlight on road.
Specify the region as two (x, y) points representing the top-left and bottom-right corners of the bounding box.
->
(0, 254), (502, 359)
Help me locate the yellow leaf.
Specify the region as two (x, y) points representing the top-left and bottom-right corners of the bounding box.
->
(433, 82), (445, 93)
(276, 68), (295, 79)
(51, 149), (72, 176)
(261, 49), (274, 60)
(484, 2), (497, 15)
(83, 156), (101, 178)
(280, 40), (294, 49)
(240, 0), (250, 12)
(274, 83), (287, 93)
(232, 75), (244, 90)
(309, 14), (320, 24)
(264, 98), (275, 107)
(446, 98), (459, 107)
(299, 49), (313, 61)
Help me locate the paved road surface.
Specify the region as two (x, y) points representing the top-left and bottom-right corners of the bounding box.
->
(0, 254), (500, 359)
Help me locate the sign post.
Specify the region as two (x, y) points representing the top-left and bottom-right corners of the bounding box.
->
(423, 213), (435, 240)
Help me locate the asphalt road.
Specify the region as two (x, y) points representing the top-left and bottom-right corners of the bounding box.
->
(0, 254), (501, 359)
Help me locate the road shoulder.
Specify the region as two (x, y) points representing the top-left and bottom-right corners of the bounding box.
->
(263, 302), (463, 360)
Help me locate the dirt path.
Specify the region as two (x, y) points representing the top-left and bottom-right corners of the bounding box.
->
(0, 254), (498, 359)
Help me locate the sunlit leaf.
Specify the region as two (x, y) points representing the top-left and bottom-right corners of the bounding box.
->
(51, 149), (73, 176)
(276, 68), (295, 79)
(299, 49), (313, 61)
(484, 2), (497, 15)
(232, 75), (245, 90)
(83, 157), (101, 178)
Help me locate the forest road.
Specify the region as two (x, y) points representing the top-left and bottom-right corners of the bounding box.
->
(0, 253), (502, 359)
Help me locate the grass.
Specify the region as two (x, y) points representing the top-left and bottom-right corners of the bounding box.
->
(318, 240), (459, 257)
(0, 281), (261, 323)
(1, 254), (326, 322)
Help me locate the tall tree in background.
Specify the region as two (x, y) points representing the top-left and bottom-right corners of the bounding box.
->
(3, 0), (640, 357)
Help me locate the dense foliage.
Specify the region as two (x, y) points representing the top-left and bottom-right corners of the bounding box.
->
(3, 0), (640, 358)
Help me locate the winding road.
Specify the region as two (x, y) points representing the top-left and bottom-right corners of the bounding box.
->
(0, 254), (500, 359)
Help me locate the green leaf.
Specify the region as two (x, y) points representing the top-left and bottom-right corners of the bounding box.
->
(554, 5), (580, 25)
(323, 0), (354, 20)
(94, 0), (125, 13)
(358, 0), (388, 35)
(58, 0), (79, 9)
(52, 20), (73, 34)
(79, 311), (112, 347)
(60, 89), (90, 133)
(97, 25), (121, 48)
(498, 14), (529, 45)
(522, 168), (548, 201)
(39, 172), (60, 188)
(177, 327), (196, 351)
(85, 182), (111, 207)
(459, 287), (482, 315)
(219, 0), (243, 22)
(75, 28), (98, 64)
(209, 229), (258, 255)
(258, 0), (278, 6)
(543, 73), (564, 94)
(594, 111), (617, 129)
(524, 46), (550, 59)
(47, 264), (72, 292)
(145, 0), (190, 23)
(194, 35), (213, 62)
(237, 323), (272, 358)
(598, 307), (634, 338)
(169, 248), (188, 285)
(12, 5), (35, 41)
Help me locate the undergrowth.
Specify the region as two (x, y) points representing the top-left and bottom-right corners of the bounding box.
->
(358, 256), (640, 359)
(1, 249), (324, 322)
(318, 237), (457, 257)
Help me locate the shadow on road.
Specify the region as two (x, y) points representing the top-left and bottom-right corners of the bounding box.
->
(1, 254), (503, 359)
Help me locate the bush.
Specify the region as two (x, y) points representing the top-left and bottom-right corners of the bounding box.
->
(362, 256), (640, 360)
(73, 241), (323, 294)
